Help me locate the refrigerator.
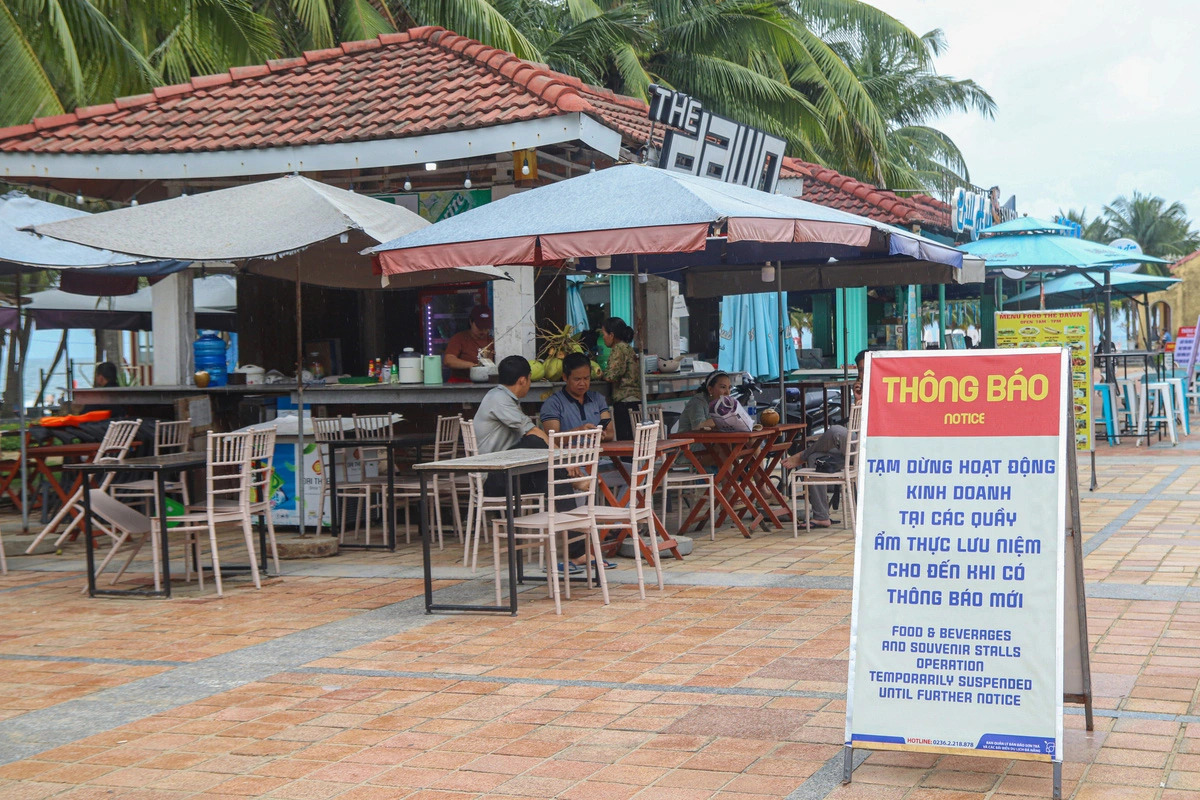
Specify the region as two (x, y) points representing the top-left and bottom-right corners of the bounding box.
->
(421, 284), (488, 356)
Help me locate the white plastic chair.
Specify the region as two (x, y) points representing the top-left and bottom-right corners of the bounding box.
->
(460, 419), (544, 572)
(25, 419), (143, 554)
(491, 428), (608, 615)
(313, 417), (379, 541)
(575, 421), (663, 598)
(94, 431), (261, 596)
(430, 414), (465, 546)
(645, 405), (715, 540)
(112, 419), (192, 509)
(0, 527), (7, 575)
(790, 404), (861, 535)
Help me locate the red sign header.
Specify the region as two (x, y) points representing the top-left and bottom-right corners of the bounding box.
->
(866, 352), (1065, 438)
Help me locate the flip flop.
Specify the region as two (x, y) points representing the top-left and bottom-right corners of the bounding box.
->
(556, 562), (584, 575)
(588, 559), (617, 570)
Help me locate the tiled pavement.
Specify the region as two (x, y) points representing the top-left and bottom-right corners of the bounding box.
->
(1, 446), (1199, 798)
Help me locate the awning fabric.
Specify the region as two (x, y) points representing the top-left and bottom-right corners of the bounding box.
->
(369, 165), (965, 287)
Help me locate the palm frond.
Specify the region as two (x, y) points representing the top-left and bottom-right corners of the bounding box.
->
(0, 0), (65, 124)
(401, 0), (543, 61)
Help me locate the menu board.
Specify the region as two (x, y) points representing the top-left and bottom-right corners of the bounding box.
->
(995, 310), (1093, 452)
(846, 349), (1067, 764)
(1174, 325), (1197, 376)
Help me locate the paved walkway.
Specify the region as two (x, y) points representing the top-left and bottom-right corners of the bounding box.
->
(0, 444), (1198, 799)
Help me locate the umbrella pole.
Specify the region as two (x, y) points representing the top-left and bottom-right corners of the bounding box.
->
(777, 262), (786, 423)
(295, 258), (307, 535)
(17, 274), (28, 532)
(1103, 271), (1114, 382)
(634, 254), (647, 423)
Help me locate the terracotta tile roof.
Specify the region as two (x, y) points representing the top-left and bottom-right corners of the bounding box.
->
(0, 26), (596, 154)
(1170, 249), (1200, 272)
(781, 157), (952, 232)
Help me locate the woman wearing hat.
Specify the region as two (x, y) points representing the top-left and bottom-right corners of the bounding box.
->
(677, 371), (732, 433)
(442, 305), (494, 382)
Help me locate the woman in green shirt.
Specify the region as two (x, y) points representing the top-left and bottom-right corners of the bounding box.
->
(602, 317), (641, 440)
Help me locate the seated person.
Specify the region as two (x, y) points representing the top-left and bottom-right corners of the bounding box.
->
(540, 353), (615, 442)
(677, 371), (732, 432)
(783, 350), (866, 527)
(475, 355), (548, 461)
(540, 352), (617, 571)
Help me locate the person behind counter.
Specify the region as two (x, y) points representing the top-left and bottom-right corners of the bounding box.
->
(677, 370), (732, 432)
(77, 361), (126, 416)
(601, 317), (641, 439)
(442, 305), (494, 381)
(542, 353), (615, 442)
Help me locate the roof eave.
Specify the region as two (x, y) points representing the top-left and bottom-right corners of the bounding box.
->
(0, 113), (622, 182)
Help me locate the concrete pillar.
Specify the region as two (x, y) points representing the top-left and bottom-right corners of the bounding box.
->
(491, 185), (537, 361)
(644, 276), (680, 358)
(492, 265), (537, 360)
(151, 271), (195, 385)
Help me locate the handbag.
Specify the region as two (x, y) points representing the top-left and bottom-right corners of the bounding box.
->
(812, 452), (845, 473)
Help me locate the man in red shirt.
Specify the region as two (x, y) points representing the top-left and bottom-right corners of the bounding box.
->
(442, 305), (494, 381)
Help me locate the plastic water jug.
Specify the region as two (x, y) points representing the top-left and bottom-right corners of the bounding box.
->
(194, 333), (228, 387)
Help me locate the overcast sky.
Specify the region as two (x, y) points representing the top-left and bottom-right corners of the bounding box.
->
(868, 0), (1200, 228)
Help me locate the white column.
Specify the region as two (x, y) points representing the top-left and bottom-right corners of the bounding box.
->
(644, 276), (681, 358)
(492, 266), (537, 360)
(491, 185), (537, 360)
(151, 271), (195, 385)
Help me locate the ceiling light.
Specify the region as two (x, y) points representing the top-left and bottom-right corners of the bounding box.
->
(463, 171), (472, 189)
(521, 157), (530, 176)
(425, 162), (437, 171)
(761, 265), (776, 283)
(596, 256), (611, 271)
(589, 161), (596, 173)
(75, 191), (84, 204)
(403, 177), (412, 191)
(130, 198), (138, 207)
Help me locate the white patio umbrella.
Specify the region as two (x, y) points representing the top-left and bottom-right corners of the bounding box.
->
(29, 175), (510, 529)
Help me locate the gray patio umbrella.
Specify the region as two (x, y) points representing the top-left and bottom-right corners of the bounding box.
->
(371, 164), (971, 421)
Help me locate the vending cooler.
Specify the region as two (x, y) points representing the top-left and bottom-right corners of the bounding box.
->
(420, 284), (488, 355)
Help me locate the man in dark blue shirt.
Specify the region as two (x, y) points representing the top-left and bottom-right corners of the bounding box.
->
(540, 353), (614, 441)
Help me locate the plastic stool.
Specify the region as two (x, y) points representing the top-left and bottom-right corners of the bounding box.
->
(1115, 378), (1138, 432)
(1093, 383), (1119, 445)
(1165, 377), (1191, 435)
(1137, 382), (1178, 445)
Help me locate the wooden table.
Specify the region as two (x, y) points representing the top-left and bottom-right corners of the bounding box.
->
(596, 438), (692, 562)
(669, 429), (777, 538)
(324, 432), (436, 551)
(746, 423), (807, 527)
(414, 449), (551, 615)
(7, 443), (105, 530)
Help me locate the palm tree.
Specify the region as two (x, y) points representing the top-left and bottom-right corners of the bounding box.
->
(1102, 192), (1200, 270)
(0, 0), (156, 126)
(0, 0), (278, 127)
(254, 0), (541, 57)
(1057, 208), (1109, 243)
(821, 27), (994, 193)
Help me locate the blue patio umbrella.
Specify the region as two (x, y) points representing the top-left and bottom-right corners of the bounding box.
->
(1004, 271), (1179, 309)
(959, 219), (1169, 272)
(718, 293), (799, 380)
(959, 217), (1170, 358)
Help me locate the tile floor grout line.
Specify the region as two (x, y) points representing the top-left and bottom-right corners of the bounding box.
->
(0, 575), (79, 594)
(0, 653), (191, 668)
(1081, 465), (1189, 557)
(290, 666), (845, 700)
(0, 579), (517, 767)
(785, 747), (869, 800)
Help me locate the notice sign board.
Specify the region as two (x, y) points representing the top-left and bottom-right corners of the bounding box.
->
(996, 310), (1094, 452)
(846, 349), (1068, 768)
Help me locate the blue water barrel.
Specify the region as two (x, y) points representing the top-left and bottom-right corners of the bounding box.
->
(194, 333), (228, 386)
